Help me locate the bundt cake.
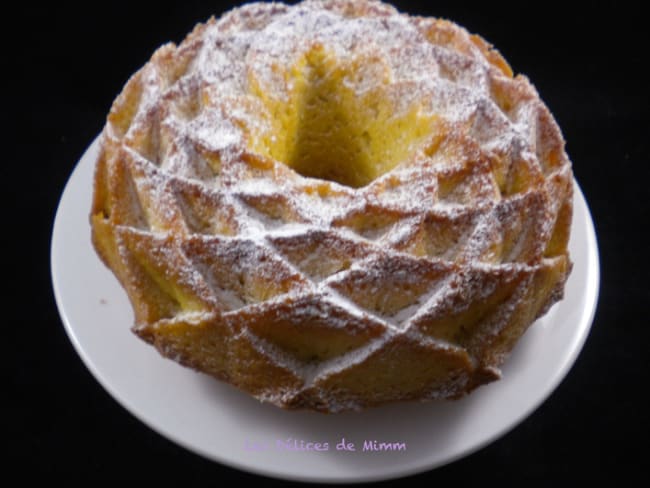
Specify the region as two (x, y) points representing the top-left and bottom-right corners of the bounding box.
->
(90, 0), (573, 412)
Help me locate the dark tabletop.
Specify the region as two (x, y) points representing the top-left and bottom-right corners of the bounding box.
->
(7, 0), (648, 484)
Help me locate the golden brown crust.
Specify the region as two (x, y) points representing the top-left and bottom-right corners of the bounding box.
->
(90, 0), (573, 412)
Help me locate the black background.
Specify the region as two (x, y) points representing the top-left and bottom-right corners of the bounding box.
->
(7, 0), (648, 484)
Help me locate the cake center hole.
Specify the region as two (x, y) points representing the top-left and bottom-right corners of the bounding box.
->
(250, 46), (438, 188)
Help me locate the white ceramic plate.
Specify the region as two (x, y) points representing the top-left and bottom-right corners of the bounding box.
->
(52, 137), (599, 483)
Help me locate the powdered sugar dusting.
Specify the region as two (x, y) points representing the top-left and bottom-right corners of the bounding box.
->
(94, 0), (573, 412)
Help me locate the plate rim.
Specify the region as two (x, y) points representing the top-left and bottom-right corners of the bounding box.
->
(51, 136), (600, 483)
